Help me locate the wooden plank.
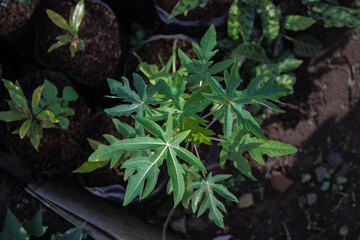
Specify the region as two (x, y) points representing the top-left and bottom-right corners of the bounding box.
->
(26, 178), (179, 240)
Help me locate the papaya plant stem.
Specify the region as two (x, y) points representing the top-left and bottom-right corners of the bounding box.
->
(209, 137), (224, 142)
(193, 144), (207, 178)
(194, 144), (201, 160)
(203, 104), (223, 118)
(162, 207), (176, 240)
(206, 118), (217, 129)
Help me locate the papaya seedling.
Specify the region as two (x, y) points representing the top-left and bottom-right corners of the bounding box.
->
(78, 25), (297, 228)
(0, 79), (78, 150)
(46, 0), (85, 57)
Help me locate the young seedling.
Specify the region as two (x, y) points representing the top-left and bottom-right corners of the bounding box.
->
(170, 0), (210, 18)
(320, 168), (348, 191)
(298, 196), (324, 231)
(46, 0), (85, 57)
(0, 79), (78, 150)
(79, 25), (297, 228)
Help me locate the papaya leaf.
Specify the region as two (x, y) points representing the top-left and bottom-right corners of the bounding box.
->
(179, 25), (233, 85)
(112, 118), (136, 139)
(88, 138), (125, 167)
(73, 160), (110, 173)
(219, 125), (297, 179)
(113, 114), (206, 206)
(50, 226), (84, 240)
(203, 61), (289, 139)
(167, 164), (201, 208)
(236, 75), (290, 112)
(0, 208), (28, 240)
(23, 211), (47, 238)
(105, 74), (162, 117)
(158, 77), (212, 131)
(189, 173), (238, 229)
(183, 118), (215, 145)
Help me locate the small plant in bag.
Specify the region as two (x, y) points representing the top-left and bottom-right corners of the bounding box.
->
(46, 0), (85, 57)
(0, 79), (78, 150)
(170, 0), (211, 18)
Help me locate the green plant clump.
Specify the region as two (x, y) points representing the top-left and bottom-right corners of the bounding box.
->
(223, 0), (360, 92)
(0, 207), (85, 240)
(46, 0), (85, 57)
(0, 79), (78, 150)
(76, 25), (297, 228)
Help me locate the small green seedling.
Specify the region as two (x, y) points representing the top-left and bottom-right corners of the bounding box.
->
(0, 79), (78, 150)
(46, 0), (85, 57)
(320, 169), (348, 191)
(0, 207), (85, 240)
(170, 0), (210, 18)
(298, 196), (324, 231)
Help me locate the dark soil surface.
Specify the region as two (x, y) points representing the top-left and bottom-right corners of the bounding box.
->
(37, 0), (121, 83)
(4, 71), (90, 172)
(0, 0), (39, 35)
(154, 0), (234, 21)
